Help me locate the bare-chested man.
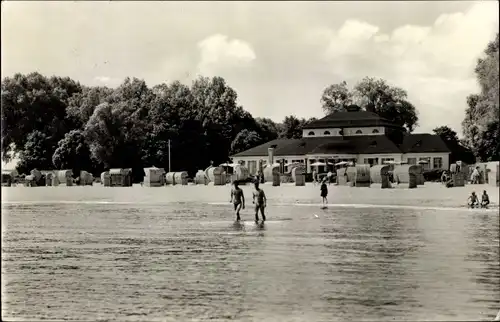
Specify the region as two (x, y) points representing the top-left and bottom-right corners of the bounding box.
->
(230, 181), (245, 221)
(252, 181), (267, 222)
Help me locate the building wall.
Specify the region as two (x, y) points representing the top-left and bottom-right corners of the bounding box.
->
(357, 153), (403, 165)
(402, 152), (449, 171)
(231, 155), (305, 175)
(232, 152), (450, 174)
(302, 126), (385, 138)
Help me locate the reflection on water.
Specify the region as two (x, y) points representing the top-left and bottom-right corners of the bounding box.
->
(1, 188), (499, 321)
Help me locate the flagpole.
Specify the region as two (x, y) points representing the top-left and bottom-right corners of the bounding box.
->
(168, 139), (171, 172)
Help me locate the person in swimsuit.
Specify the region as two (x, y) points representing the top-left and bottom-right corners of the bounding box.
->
(468, 191), (479, 208)
(252, 181), (267, 222)
(320, 179), (328, 206)
(481, 190), (490, 208)
(230, 181), (245, 221)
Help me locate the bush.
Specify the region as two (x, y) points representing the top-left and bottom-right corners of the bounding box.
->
(423, 169), (445, 182)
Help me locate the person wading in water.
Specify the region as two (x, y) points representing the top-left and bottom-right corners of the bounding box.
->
(252, 181), (267, 222)
(230, 181), (245, 221)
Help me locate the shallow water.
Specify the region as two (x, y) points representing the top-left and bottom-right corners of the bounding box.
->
(2, 184), (499, 321)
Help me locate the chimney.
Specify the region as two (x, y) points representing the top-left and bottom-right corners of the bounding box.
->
(268, 147), (274, 166)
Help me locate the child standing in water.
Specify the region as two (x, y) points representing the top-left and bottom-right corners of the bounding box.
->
(320, 179), (328, 208)
(230, 181), (245, 221)
(252, 181), (267, 222)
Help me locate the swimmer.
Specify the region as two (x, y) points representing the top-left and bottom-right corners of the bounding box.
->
(320, 179), (328, 207)
(230, 181), (245, 221)
(467, 191), (479, 208)
(252, 181), (267, 222)
(481, 190), (490, 208)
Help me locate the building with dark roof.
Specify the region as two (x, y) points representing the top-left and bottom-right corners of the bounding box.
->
(230, 110), (451, 174)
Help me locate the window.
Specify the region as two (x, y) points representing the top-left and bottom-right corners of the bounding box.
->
(248, 160), (257, 175)
(419, 157), (431, 170)
(407, 157), (417, 165)
(355, 130), (363, 134)
(308, 131), (315, 136)
(364, 158), (378, 166)
(372, 129), (379, 134)
(381, 158), (394, 164)
(433, 157), (443, 169)
(324, 131), (331, 135)
(240, 160), (246, 166)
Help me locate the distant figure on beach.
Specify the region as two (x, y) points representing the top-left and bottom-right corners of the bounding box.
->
(481, 190), (490, 208)
(471, 166), (480, 184)
(327, 170), (333, 185)
(252, 181), (267, 222)
(230, 181), (245, 221)
(467, 191), (479, 208)
(312, 169), (318, 185)
(320, 179), (328, 207)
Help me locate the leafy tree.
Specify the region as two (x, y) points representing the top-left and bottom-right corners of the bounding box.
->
(462, 33), (499, 161)
(83, 103), (118, 168)
(16, 130), (56, 174)
(433, 126), (460, 146)
(353, 77), (417, 132)
(1, 72), (82, 161)
(320, 81), (352, 114)
(52, 130), (94, 175)
(476, 120), (500, 162)
(190, 76), (254, 166)
(279, 115), (312, 139)
(230, 130), (262, 155)
(143, 81), (208, 175)
(320, 77), (418, 132)
(66, 86), (113, 128)
(82, 77), (154, 181)
(254, 117), (280, 142)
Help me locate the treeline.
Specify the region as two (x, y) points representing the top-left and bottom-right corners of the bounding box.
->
(1, 74), (318, 179)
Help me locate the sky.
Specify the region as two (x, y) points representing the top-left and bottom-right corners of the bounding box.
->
(1, 1), (499, 162)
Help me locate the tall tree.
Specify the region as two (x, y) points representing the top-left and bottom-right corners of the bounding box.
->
(320, 81), (352, 114)
(190, 76), (254, 166)
(1, 72), (82, 161)
(476, 120), (500, 162)
(230, 129), (262, 155)
(433, 126), (460, 146)
(66, 86), (113, 128)
(143, 81), (209, 175)
(279, 115), (314, 139)
(16, 130), (56, 174)
(254, 117), (280, 143)
(52, 130), (95, 175)
(462, 33), (499, 160)
(320, 77), (418, 132)
(353, 77), (418, 132)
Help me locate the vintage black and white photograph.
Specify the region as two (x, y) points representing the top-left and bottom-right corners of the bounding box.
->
(1, 1), (499, 321)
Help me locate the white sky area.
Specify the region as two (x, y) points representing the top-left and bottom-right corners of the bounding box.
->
(1, 1), (499, 168)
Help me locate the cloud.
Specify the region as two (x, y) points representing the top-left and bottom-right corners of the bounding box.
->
(197, 34), (256, 76)
(305, 1), (499, 133)
(93, 76), (122, 87)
